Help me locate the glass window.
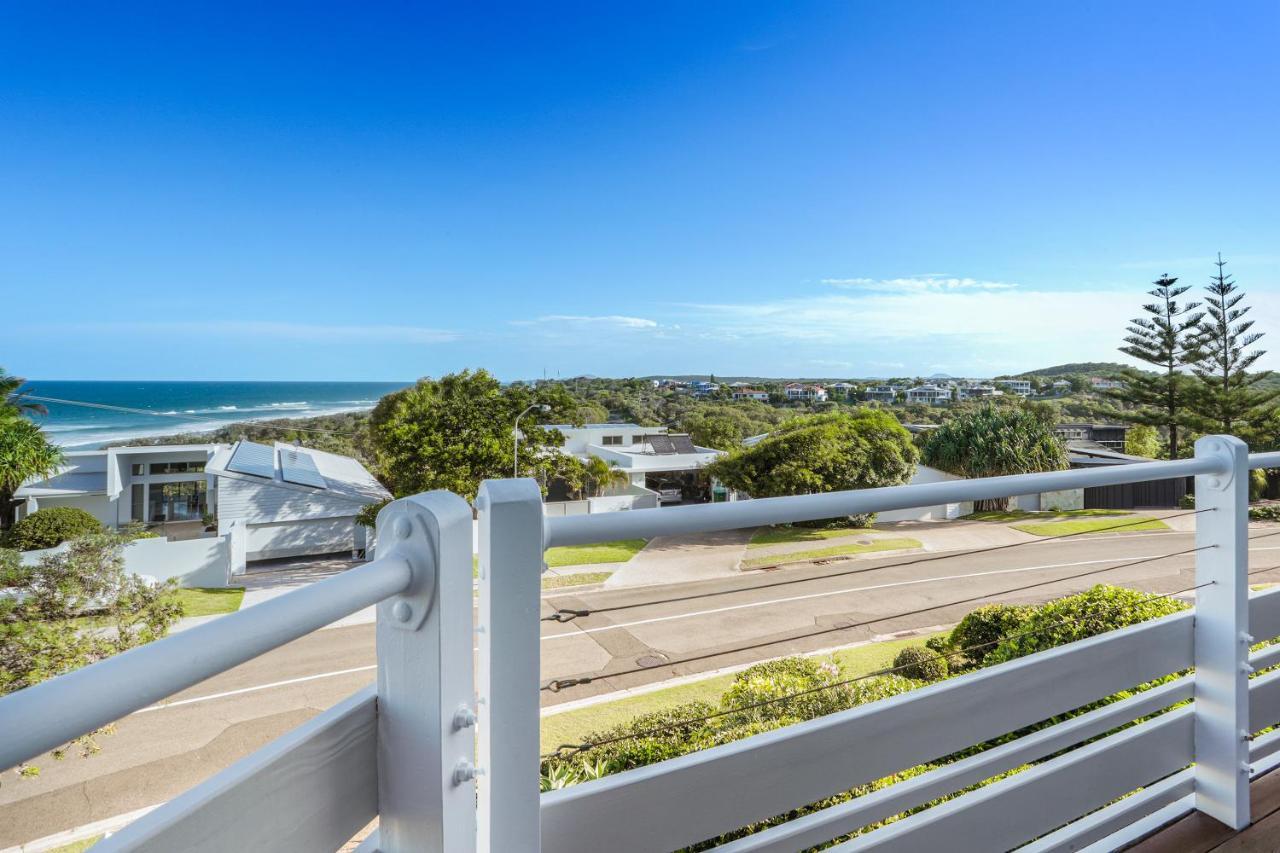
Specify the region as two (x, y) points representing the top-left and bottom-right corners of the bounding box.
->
(131, 463), (144, 476)
(131, 484), (145, 523)
(149, 460), (206, 475)
(148, 480), (207, 522)
(602, 435), (623, 446)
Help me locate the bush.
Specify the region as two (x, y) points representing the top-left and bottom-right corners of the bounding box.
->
(1178, 493), (1196, 509)
(947, 603), (1034, 667)
(1251, 503), (1280, 522)
(356, 499), (390, 530)
(0, 548), (29, 587)
(5, 507), (104, 551)
(718, 657), (848, 726)
(892, 646), (949, 682)
(557, 701), (720, 772)
(984, 584), (1188, 665)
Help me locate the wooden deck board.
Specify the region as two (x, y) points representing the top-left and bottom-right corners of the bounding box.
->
(1128, 770), (1280, 852)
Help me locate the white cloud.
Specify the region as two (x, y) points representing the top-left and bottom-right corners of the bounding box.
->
(46, 320), (460, 344)
(513, 314), (662, 333)
(821, 276), (1019, 294)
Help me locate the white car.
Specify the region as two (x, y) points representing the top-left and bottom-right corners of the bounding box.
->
(656, 486), (683, 504)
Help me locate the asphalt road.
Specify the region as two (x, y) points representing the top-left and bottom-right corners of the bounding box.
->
(6, 527), (1280, 846)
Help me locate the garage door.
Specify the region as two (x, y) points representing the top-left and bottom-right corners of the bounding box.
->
(247, 517), (357, 561)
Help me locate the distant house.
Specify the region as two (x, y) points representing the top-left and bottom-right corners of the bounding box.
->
(829, 382), (856, 398)
(864, 385), (903, 404)
(732, 388), (769, 402)
(784, 383), (828, 402)
(1051, 379), (1073, 395)
(1090, 377), (1125, 391)
(956, 384), (1001, 401)
(905, 384), (953, 405)
(1056, 423), (1129, 452)
(14, 441), (390, 562)
(995, 379), (1033, 397)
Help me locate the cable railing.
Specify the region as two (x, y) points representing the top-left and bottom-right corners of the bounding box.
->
(3, 435), (1280, 851)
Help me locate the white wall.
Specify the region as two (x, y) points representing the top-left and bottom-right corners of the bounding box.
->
(21, 534), (232, 588)
(877, 465), (975, 523)
(33, 494), (118, 528)
(217, 476), (364, 524)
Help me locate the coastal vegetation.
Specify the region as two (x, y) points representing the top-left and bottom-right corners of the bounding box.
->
(0, 368), (63, 532)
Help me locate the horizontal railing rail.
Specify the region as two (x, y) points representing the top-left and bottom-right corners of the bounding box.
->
(0, 554), (411, 772)
(544, 452), (1231, 547)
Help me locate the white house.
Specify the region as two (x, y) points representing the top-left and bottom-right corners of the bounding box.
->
(956, 383), (1002, 400)
(995, 379), (1033, 397)
(905, 384), (953, 405)
(1090, 377), (1125, 391)
(546, 424), (725, 509)
(13, 440), (390, 562)
(829, 382), (856, 398)
(864, 385), (903, 404)
(785, 383), (828, 402)
(731, 388), (770, 402)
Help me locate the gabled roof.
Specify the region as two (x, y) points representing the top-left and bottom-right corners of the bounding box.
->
(207, 440), (390, 504)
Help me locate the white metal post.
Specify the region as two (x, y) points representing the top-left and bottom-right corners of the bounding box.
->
(374, 492), (478, 853)
(1193, 435), (1251, 829)
(476, 478), (545, 853)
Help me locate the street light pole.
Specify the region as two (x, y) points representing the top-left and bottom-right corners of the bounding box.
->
(513, 404), (551, 478)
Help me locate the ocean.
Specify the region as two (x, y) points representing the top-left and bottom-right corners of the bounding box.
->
(17, 380), (410, 448)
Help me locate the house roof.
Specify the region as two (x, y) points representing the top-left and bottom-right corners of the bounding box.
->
(1066, 439), (1152, 467)
(207, 440), (390, 504)
(15, 470), (108, 498)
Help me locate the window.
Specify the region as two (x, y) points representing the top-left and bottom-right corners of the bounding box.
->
(148, 480), (207, 522)
(632, 435), (645, 444)
(150, 460), (206, 475)
(131, 463), (144, 476)
(130, 484), (144, 523)
(602, 435), (623, 446)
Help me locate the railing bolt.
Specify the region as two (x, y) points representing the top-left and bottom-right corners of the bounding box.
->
(453, 759), (485, 785)
(1240, 662), (1256, 675)
(1241, 761), (1253, 776)
(393, 516), (412, 540)
(453, 705), (478, 730)
(1241, 632), (1256, 644)
(392, 600), (413, 623)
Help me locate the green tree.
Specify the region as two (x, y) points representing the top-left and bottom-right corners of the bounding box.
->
(0, 418), (63, 533)
(583, 455), (630, 497)
(366, 369), (582, 500)
(1124, 424), (1162, 459)
(1108, 275), (1204, 460)
(1, 535), (183, 773)
(921, 404), (1068, 511)
(705, 410), (918, 525)
(1189, 254), (1279, 436)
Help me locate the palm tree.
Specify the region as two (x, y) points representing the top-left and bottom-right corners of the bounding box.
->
(583, 455), (630, 498)
(0, 368), (47, 417)
(0, 417), (63, 530)
(921, 404), (1068, 512)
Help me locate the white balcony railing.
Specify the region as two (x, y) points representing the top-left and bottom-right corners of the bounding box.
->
(3, 435), (1280, 851)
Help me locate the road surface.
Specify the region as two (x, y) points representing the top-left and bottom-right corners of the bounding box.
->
(5, 527), (1280, 845)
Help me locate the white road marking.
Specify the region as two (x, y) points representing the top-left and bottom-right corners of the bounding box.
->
(132, 665), (376, 714)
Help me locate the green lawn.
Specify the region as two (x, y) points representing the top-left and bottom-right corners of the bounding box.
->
(540, 633), (942, 753)
(542, 571), (613, 590)
(49, 837), (101, 853)
(748, 523), (876, 548)
(968, 509), (1129, 523)
(1012, 516), (1168, 537)
(544, 539), (647, 568)
(741, 538), (922, 569)
(172, 586), (245, 617)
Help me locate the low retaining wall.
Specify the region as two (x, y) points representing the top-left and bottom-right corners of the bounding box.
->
(20, 526), (244, 588)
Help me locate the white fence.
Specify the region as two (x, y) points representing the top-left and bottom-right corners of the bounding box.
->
(19, 522), (245, 588)
(3, 435), (1280, 851)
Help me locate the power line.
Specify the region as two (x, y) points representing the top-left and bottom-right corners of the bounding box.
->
(540, 542), (1212, 693)
(541, 579), (1218, 761)
(22, 394), (362, 437)
(542, 508), (1215, 624)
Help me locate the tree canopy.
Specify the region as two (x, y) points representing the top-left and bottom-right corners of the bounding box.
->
(366, 369), (584, 500)
(921, 404), (1067, 510)
(705, 410), (918, 517)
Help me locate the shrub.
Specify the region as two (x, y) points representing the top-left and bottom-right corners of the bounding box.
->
(0, 548), (29, 587)
(5, 507), (104, 551)
(924, 635), (953, 656)
(718, 657), (847, 726)
(356, 499), (390, 530)
(554, 701), (720, 772)
(1178, 493), (1196, 509)
(892, 645), (949, 682)
(1251, 503), (1280, 522)
(947, 603), (1034, 667)
(984, 584), (1188, 665)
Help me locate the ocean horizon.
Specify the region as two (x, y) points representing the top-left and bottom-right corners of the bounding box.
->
(18, 380), (410, 448)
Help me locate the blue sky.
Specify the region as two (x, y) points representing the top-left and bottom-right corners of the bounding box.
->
(2, 2), (1278, 381)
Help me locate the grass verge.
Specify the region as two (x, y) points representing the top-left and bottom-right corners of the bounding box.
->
(1012, 516), (1168, 537)
(968, 508), (1129, 523)
(172, 586), (245, 617)
(544, 539), (647, 568)
(741, 538), (922, 569)
(748, 523), (876, 548)
(543, 571), (613, 590)
(540, 632), (942, 753)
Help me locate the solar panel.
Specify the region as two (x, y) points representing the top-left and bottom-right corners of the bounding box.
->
(670, 435), (697, 454)
(280, 447), (327, 489)
(227, 440), (276, 479)
(646, 435), (676, 455)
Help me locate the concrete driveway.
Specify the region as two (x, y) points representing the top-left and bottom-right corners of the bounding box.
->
(604, 528), (756, 588)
